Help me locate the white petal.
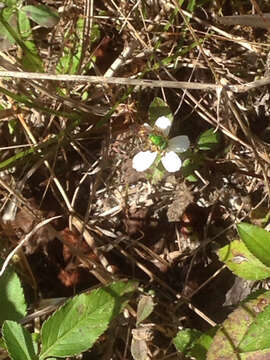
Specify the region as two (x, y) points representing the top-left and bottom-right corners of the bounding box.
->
(161, 151), (182, 172)
(155, 116), (172, 136)
(168, 135), (190, 153)
(143, 123), (152, 130)
(132, 151), (157, 172)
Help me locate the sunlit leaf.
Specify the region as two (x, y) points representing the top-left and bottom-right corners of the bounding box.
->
(0, 7), (17, 49)
(218, 239), (270, 280)
(39, 281), (137, 359)
(237, 223), (270, 267)
(239, 304), (270, 352)
(56, 17), (84, 74)
(0, 266), (27, 325)
(21, 5), (59, 28)
(2, 321), (37, 360)
(197, 128), (221, 151)
(207, 290), (270, 359)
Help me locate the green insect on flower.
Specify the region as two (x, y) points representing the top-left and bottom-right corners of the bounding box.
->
(148, 134), (168, 150)
(133, 116), (190, 173)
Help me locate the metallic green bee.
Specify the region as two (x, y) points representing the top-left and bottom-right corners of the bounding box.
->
(148, 133), (168, 150)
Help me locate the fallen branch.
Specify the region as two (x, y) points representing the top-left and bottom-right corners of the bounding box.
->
(0, 70), (269, 93)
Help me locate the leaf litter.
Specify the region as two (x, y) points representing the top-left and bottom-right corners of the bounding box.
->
(1, 1), (270, 359)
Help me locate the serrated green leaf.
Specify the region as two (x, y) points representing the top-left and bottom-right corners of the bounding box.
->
(0, 267), (27, 325)
(237, 223), (270, 267)
(21, 5), (59, 28)
(39, 281), (137, 359)
(197, 128), (221, 151)
(2, 321), (37, 360)
(136, 295), (154, 326)
(173, 328), (202, 353)
(148, 97), (173, 127)
(207, 291), (270, 360)
(218, 239), (270, 280)
(239, 304), (270, 352)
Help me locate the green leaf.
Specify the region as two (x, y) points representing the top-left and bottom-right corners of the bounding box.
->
(90, 23), (101, 43)
(218, 239), (270, 280)
(0, 266), (27, 325)
(197, 128), (221, 151)
(0, 10), (43, 72)
(207, 290), (270, 360)
(2, 321), (37, 360)
(240, 349), (270, 359)
(17, 10), (43, 72)
(39, 281), (137, 359)
(237, 223), (270, 267)
(239, 304), (270, 352)
(186, 174), (198, 182)
(189, 329), (216, 360)
(181, 153), (203, 181)
(21, 5), (59, 28)
(0, 337), (7, 349)
(173, 328), (202, 353)
(2, 0), (19, 7)
(187, 0), (196, 12)
(150, 161), (165, 184)
(174, 327), (216, 360)
(136, 295), (154, 326)
(148, 97), (173, 127)
(56, 17), (84, 74)
(0, 7), (17, 49)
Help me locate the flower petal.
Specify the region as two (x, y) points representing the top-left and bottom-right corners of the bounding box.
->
(155, 116), (172, 136)
(168, 135), (190, 153)
(161, 151), (182, 172)
(132, 151), (157, 172)
(143, 123), (152, 130)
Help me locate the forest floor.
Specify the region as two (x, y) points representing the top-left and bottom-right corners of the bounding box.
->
(1, 0), (270, 359)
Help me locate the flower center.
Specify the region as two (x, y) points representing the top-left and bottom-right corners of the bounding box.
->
(148, 133), (167, 150)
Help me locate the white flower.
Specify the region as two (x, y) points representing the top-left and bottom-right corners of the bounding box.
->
(132, 116), (190, 173)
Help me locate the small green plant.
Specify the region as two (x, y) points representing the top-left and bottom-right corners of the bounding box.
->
(174, 223), (270, 359)
(182, 127), (222, 182)
(0, 0), (59, 71)
(0, 269), (137, 360)
(56, 18), (100, 76)
(0, 265), (27, 325)
(219, 222), (270, 280)
(174, 290), (270, 359)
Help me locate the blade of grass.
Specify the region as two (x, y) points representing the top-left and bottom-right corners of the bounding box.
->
(0, 10), (43, 72)
(0, 86), (86, 121)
